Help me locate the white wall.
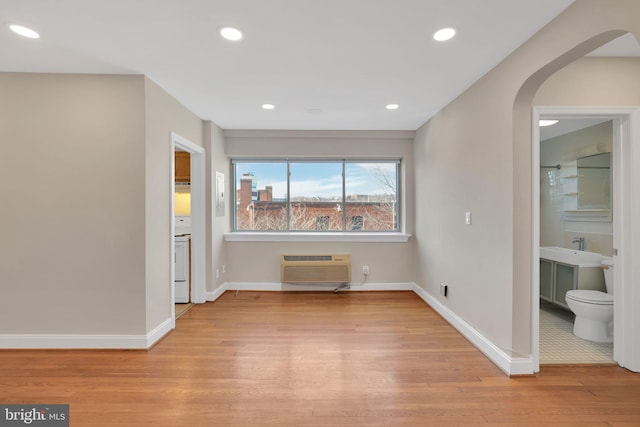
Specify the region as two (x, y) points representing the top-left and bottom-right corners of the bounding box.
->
(0, 73), (147, 335)
(223, 130), (416, 286)
(204, 121), (229, 290)
(414, 100), (515, 353)
(0, 73), (208, 344)
(533, 57), (640, 106)
(143, 78), (203, 334)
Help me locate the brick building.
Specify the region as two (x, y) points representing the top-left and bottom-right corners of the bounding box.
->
(236, 173), (396, 231)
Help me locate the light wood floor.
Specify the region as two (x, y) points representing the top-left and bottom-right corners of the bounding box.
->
(2, 291), (639, 426)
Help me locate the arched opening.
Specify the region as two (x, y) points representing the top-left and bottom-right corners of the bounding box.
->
(513, 31), (640, 373)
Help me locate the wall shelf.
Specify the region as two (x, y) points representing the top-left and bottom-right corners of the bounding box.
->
(563, 209), (612, 222)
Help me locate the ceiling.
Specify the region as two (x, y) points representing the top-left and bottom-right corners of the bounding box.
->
(1, 1), (638, 131)
(540, 119), (610, 142)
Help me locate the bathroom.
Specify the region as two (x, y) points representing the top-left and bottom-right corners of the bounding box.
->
(539, 119), (614, 364)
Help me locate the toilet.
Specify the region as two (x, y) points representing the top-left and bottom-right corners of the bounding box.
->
(565, 257), (614, 343)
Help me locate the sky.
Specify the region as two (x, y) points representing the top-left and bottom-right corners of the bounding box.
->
(235, 161), (397, 199)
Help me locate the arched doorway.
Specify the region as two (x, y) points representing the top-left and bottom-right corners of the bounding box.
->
(513, 31), (640, 373)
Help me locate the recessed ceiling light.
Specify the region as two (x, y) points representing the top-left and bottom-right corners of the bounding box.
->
(433, 27), (456, 42)
(261, 104), (275, 110)
(386, 104), (399, 110)
(219, 26), (243, 41)
(539, 119), (559, 127)
(9, 24), (40, 39)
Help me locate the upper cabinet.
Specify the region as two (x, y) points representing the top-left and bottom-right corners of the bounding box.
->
(175, 152), (190, 183)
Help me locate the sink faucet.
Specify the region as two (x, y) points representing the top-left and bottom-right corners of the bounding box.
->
(572, 237), (585, 251)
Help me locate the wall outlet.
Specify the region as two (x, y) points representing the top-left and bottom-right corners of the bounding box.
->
(440, 283), (448, 297)
(465, 211), (472, 225)
(362, 265), (369, 275)
(222, 264), (226, 274)
(215, 269), (220, 279)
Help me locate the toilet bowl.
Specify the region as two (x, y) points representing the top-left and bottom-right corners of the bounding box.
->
(565, 257), (614, 343)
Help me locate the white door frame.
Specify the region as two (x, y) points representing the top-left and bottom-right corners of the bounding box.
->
(170, 132), (206, 324)
(532, 106), (640, 373)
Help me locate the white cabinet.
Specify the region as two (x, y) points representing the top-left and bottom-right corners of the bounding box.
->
(175, 216), (191, 234)
(175, 237), (190, 303)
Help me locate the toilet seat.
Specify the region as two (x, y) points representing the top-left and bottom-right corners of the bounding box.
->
(566, 290), (613, 305)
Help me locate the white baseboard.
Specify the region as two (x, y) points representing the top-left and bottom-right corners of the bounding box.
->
(222, 282), (414, 292)
(411, 283), (534, 376)
(0, 318), (173, 350)
(146, 317), (173, 348)
(206, 283), (227, 302)
(0, 334), (147, 349)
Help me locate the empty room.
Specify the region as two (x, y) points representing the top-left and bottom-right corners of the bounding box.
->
(2, 0), (640, 425)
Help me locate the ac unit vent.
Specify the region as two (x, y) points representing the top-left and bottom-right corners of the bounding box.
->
(281, 254), (351, 284)
(283, 255), (333, 262)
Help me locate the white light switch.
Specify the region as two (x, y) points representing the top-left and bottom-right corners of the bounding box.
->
(465, 211), (472, 225)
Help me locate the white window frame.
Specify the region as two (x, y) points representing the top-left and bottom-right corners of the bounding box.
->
(226, 158), (410, 243)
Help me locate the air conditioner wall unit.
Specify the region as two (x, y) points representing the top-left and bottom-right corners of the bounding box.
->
(280, 254), (351, 284)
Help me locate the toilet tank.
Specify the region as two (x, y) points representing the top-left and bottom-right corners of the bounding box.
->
(602, 257), (614, 294)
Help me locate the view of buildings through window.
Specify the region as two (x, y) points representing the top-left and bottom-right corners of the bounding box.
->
(233, 160), (399, 231)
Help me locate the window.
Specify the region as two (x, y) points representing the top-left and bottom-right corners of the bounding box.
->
(233, 159), (399, 232)
(234, 161), (287, 231)
(290, 162), (343, 231)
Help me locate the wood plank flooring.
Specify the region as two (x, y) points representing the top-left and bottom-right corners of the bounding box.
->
(1, 291), (639, 426)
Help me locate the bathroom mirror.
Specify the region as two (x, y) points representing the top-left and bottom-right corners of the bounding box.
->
(577, 152), (611, 210)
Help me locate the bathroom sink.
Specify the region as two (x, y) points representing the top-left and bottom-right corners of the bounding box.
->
(540, 246), (603, 267)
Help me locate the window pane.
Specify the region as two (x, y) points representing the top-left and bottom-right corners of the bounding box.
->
(345, 162), (398, 231)
(235, 162), (288, 230)
(290, 162), (343, 231)
(233, 159), (400, 233)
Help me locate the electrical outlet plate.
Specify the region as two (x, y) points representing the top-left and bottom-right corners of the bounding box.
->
(362, 265), (369, 275)
(440, 283), (448, 297)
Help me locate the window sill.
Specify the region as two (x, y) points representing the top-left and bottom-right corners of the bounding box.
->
(224, 232), (412, 243)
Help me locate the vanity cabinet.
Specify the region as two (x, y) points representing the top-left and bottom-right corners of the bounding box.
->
(540, 259), (604, 310)
(553, 263), (578, 310)
(540, 259), (554, 302)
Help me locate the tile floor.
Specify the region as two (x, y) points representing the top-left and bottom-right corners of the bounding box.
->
(539, 300), (614, 364)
